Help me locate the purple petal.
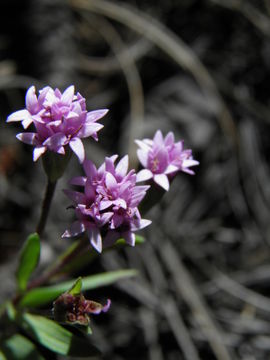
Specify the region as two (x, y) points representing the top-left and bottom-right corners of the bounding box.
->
(153, 130), (164, 145)
(113, 198), (127, 209)
(105, 157), (115, 174)
(105, 172), (117, 189)
(165, 164), (179, 175)
(86, 109), (109, 122)
(62, 221), (85, 238)
(26, 86), (39, 113)
(43, 133), (67, 150)
(135, 139), (151, 152)
(85, 180), (96, 199)
(136, 169), (153, 182)
(77, 123), (104, 138)
(102, 299), (111, 313)
(33, 146), (46, 161)
(66, 111), (79, 120)
(99, 212), (114, 226)
(131, 219), (152, 231)
(61, 85), (75, 105)
(22, 117), (34, 129)
(115, 155), (129, 178)
(38, 86), (50, 105)
(154, 174), (170, 191)
(88, 228), (102, 253)
(100, 200), (113, 211)
(69, 176), (87, 186)
(182, 168), (195, 175)
(137, 149), (148, 168)
(69, 137), (85, 163)
(83, 159), (97, 179)
(56, 146), (65, 155)
(182, 159), (200, 168)
(123, 231), (136, 246)
(7, 109), (32, 124)
(111, 214), (124, 228)
(164, 132), (175, 146)
(16, 132), (38, 145)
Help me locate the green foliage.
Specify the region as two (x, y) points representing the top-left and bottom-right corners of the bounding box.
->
(67, 277), (82, 296)
(0, 334), (44, 360)
(19, 269), (137, 308)
(15, 233), (40, 293)
(16, 312), (100, 357)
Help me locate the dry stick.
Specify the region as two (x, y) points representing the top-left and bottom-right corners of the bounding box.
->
(201, 264), (270, 314)
(139, 308), (164, 360)
(80, 13), (144, 168)
(141, 242), (201, 360)
(36, 179), (57, 237)
(160, 241), (233, 360)
(105, 244), (202, 360)
(70, 0), (238, 147)
(78, 38), (152, 75)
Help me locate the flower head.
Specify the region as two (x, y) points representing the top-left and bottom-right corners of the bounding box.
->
(7, 85), (108, 163)
(135, 130), (199, 191)
(53, 292), (110, 326)
(62, 155), (151, 252)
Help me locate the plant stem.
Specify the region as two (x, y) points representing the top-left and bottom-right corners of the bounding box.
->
(27, 238), (89, 291)
(36, 179), (57, 237)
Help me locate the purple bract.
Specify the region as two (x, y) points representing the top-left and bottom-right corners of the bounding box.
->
(62, 155), (151, 253)
(135, 130), (199, 191)
(7, 85), (107, 163)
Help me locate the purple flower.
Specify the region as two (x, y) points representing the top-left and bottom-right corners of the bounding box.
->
(62, 155), (151, 253)
(7, 85), (108, 163)
(135, 130), (199, 191)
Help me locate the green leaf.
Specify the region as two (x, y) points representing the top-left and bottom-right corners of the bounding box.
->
(67, 277), (82, 296)
(0, 351), (6, 360)
(6, 302), (16, 321)
(0, 334), (45, 360)
(16, 233), (40, 292)
(19, 269), (137, 308)
(20, 313), (100, 357)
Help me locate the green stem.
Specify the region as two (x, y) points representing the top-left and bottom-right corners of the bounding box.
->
(36, 179), (57, 237)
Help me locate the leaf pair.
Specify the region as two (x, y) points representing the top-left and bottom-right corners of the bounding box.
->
(4, 304), (100, 358)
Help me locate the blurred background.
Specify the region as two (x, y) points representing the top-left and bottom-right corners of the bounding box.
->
(1, 0), (270, 359)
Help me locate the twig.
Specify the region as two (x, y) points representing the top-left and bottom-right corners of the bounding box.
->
(70, 0), (238, 147)
(79, 13), (144, 168)
(160, 241), (233, 360)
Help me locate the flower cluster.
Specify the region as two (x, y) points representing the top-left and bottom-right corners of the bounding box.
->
(53, 292), (111, 325)
(7, 85), (107, 163)
(62, 155), (151, 253)
(136, 130), (199, 191)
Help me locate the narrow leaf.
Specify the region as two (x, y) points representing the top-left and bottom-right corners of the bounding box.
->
(68, 277), (82, 296)
(20, 313), (100, 357)
(19, 269), (137, 308)
(16, 233), (40, 292)
(0, 351), (6, 360)
(0, 334), (45, 360)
